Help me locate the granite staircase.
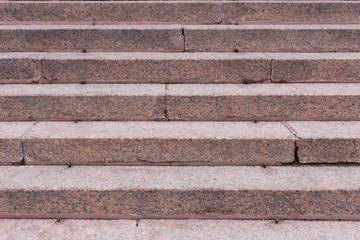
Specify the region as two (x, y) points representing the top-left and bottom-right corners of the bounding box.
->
(0, 0), (360, 239)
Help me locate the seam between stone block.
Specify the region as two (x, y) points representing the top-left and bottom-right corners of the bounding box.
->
(282, 121), (299, 139)
(164, 84), (169, 120)
(20, 121), (39, 165)
(282, 121), (299, 164)
(133, 220), (139, 240)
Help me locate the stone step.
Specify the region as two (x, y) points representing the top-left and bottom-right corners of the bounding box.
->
(1, 52), (360, 83)
(1, 219), (360, 240)
(0, 121), (295, 165)
(0, 84), (166, 121)
(0, 1), (223, 25)
(1, 24), (360, 52)
(1, 121), (359, 165)
(1, 83), (359, 121)
(167, 83), (360, 121)
(0, 25), (184, 52)
(2, 1), (360, 25)
(286, 121), (360, 163)
(184, 24), (360, 52)
(224, 1), (360, 24)
(1, 165), (360, 219)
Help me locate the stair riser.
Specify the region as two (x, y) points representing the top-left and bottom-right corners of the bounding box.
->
(0, 56), (270, 84)
(185, 28), (360, 52)
(1, 27), (359, 52)
(0, 96), (166, 121)
(273, 58), (360, 83)
(224, 2), (360, 24)
(0, 2), (222, 24)
(23, 138), (294, 165)
(298, 139), (360, 164)
(1, 94), (358, 121)
(167, 95), (360, 121)
(0, 28), (184, 52)
(2, 2), (360, 24)
(1, 190), (360, 219)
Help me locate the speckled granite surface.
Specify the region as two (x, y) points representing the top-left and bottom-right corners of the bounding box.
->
(0, 25), (184, 52)
(22, 121), (294, 164)
(0, 2), (222, 24)
(167, 84), (360, 121)
(1, 166), (360, 219)
(288, 121), (360, 163)
(0, 52), (271, 83)
(185, 25), (360, 52)
(224, 2), (360, 24)
(0, 84), (166, 121)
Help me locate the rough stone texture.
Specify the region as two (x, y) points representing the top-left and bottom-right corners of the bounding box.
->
(138, 220), (360, 240)
(0, 84), (166, 121)
(0, 122), (34, 164)
(0, 25), (184, 52)
(0, 2), (222, 24)
(0, 54), (41, 83)
(185, 25), (360, 52)
(22, 121), (294, 165)
(1, 166), (360, 219)
(167, 84), (360, 121)
(40, 52), (270, 83)
(271, 53), (360, 83)
(224, 2), (360, 24)
(0, 219), (135, 240)
(287, 121), (360, 163)
(0, 52), (270, 83)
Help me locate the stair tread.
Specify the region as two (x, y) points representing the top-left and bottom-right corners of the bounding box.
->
(139, 220), (360, 240)
(167, 83), (360, 95)
(4, 51), (360, 60)
(2, 219), (360, 240)
(0, 219), (135, 240)
(1, 165), (359, 190)
(24, 121), (294, 139)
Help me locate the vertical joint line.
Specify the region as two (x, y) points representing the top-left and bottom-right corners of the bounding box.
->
(221, 2), (225, 24)
(270, 59), (274, 82)
(164, 84), (169, 120)
(134, 219), (140, 240)
(19, 122), (39, 165)
(294, 143), (300, 164)
(181, 27), (186, 52)
(282, 121), (300, 164)
(39, 57), (51, 83)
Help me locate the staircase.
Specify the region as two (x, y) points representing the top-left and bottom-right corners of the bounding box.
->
(0, 0), (360, 239)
